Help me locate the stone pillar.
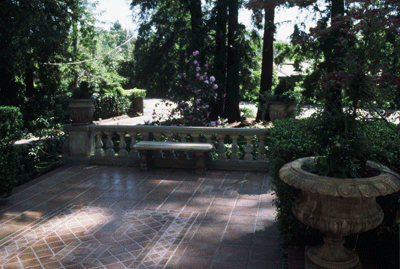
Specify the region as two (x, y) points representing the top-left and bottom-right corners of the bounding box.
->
(63, 124), (94, 164)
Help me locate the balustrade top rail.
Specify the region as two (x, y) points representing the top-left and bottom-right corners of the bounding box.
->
(89, 124), (270, 137)
(64, 124), (271, 171)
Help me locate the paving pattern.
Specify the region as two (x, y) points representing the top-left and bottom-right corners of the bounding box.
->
(0, 165), (284, 268)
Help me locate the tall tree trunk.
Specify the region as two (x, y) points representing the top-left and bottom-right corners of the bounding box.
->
(25, 68), (35, 97)
(324, 0), (345, 113)
(0, 68), (17, 105)
(225, 0), (241, 122)
(210, 0), (228, 120)
(188, 0), (203, 55)
(256, 7), (275, 121)
(72, 21), (79, 87)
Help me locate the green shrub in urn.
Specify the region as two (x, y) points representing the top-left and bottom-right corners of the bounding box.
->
(71, 81), (94, 99)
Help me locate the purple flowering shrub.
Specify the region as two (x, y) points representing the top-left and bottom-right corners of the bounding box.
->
(151, 51), (223, 126)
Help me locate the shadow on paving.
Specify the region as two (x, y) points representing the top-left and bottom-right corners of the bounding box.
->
(0, 165), (283, 268)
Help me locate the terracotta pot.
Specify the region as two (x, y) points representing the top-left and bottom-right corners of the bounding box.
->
(269, 102), (297, 122)
(279, 157), (400, 268)
(68, 99), (94, 125)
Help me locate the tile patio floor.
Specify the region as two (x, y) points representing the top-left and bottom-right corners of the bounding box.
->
(0, 165), (285, 269)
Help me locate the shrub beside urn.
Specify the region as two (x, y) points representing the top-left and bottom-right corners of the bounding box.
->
(68, 81), (94, 125)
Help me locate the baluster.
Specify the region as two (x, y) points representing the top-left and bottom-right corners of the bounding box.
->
(257, 135), (266, 162)
(230, 135), (239, 162)
(141, 132), (149, 141)
(105, 131), (115, 157)
(165, 133), (173, 141)
(179, 133), (190, 160)
(165, 132), (176, 159)
(154, 132), (162, 141)
(154, 132), (163, 158)
(217, 135), (227, 161)
(204, 134), (214, 160)
(117, 132), (128, 157)
(129, 132), (139, 158)
(244, 135), (253, 162)
(94, 131), (104, 157)
(193, 134), (200, 142)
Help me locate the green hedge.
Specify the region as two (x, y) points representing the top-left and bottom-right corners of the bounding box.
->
(267, 118), (400, 248)
(18, 95), (70, 132)
(267, 118), (323, 247)
(93, 93), (131, 120)
(0, 106), (23, 144)
(124, 88), (147, 98)
(0, 106), (24, 196)
(0, 145), (20, 196)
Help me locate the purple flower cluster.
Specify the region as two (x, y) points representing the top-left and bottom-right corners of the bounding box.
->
(161, 50), (221, 126)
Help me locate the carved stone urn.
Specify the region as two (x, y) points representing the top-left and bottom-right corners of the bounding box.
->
(68, 99), (94, 125)
(279, 157), (400, 268)
(269, 102), (297, 123)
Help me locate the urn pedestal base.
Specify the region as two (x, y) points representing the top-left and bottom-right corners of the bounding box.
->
(279, 157), (400, 269)
(307, 237), (359, 268)
(305, 246), (362, 269)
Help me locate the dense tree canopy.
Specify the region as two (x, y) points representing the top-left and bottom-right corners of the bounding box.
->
(0, 0), (97, 104)
(2, 0), (398, 125)
(129, 0), (261, 122)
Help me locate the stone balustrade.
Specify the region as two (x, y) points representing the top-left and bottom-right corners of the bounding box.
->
(63, 124), (270, 171)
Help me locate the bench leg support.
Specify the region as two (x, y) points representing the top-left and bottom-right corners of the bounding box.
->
(195, 151), (207, 175)
(139, 150), (152, 172)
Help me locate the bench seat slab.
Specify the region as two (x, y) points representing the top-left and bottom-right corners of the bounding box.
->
(134, 141), (213, 174)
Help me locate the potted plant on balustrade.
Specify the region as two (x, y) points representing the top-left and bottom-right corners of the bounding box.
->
(68, 81), (95, 125)
(279, 2), (400, 268)
(267, 78), (298, 122)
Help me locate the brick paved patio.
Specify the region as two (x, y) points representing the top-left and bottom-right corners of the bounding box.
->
(0, 165), (284, 269)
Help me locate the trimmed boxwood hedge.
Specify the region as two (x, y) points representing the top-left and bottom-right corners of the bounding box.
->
(0, 106), (24, 196)
(93, 93), (131, 120)
(267, 118), (323, 247)
(0, 106), (23, 145)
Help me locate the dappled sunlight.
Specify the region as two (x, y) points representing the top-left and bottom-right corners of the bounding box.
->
(0, 165), (284, 268)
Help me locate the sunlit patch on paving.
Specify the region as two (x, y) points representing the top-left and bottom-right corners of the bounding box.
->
(0, 205), (198, 268)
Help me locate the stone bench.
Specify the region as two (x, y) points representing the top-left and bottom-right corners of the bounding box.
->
(134, 141), (213, 174)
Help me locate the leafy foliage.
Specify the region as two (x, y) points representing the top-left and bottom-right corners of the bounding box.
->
(150, 51), (225, 126)
(0, 145), (20, 197)
(0, 0), (97, 103)
(267, 118), (321, 247)
(125, 89), (147, 98)
(18, 94), (70, 133)
(71, 81), (95, 99)
(130, 0), (261, 107)
(0, 106), (23, 144)
(290, 0), (400, 178)
(270, 78), (298, 103)
(93, 94), (131, 120)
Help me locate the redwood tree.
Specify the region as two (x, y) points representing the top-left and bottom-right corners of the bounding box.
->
(225, 0), (241, 122)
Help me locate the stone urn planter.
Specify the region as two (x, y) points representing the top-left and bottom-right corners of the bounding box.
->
(279, 157), (400, 268)
(132, 96), (144, 115)
(68, 99), (94, 125)
(269, 102), (297, 123)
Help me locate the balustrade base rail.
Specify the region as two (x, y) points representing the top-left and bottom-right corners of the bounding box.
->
(63, 124), (271, 172)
